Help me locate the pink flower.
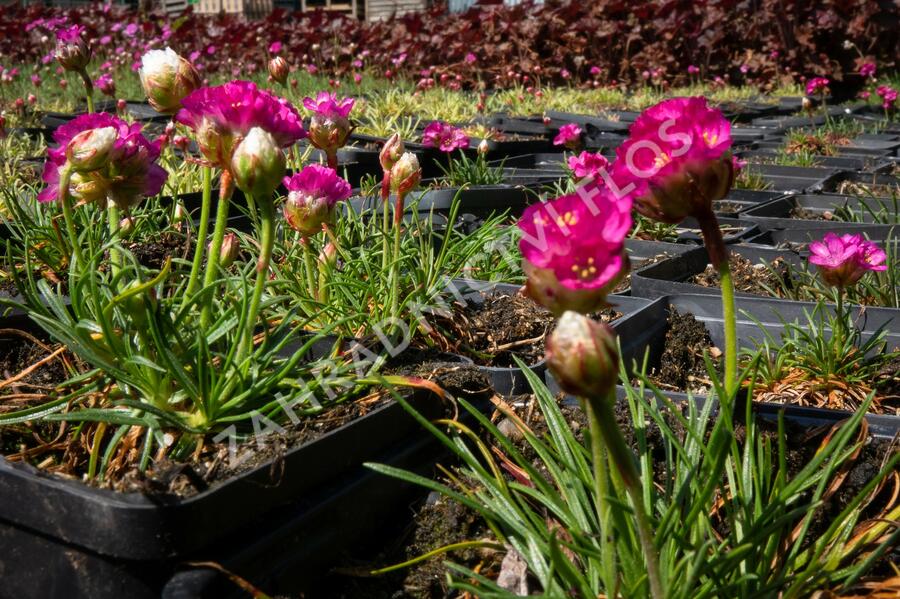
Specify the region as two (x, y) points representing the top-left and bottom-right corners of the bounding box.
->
(269, 41), (283, 55)
(590, 65), (602, 76)
(95, 73), (115, 97)
(860, 62), (876, 78)
(283, 164), (352, 237)
(567, 151), (609, 182)
(422, 121), (470, 152)
(806, 77), (830, 96)
(518, 191), (631, 315)
(31, 74), (41, 87)
(464, 52), (477, 64)
(808, 233), (886, 288)
(876, 85), (897, 110)
(175, 80), (306, 167)
(124, 23), (138, 36)
(610, 96), (734, 223)
(302, 91), (354, 119)
(687, 65), (700, 75)
(553, 123), (582, 149)
(39, 113), (167, 209)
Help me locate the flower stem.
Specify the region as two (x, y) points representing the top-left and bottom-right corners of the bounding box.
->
(590, 396), (664, 599)
(388, 190), (406, 326)
(696, 207), (738, 396)
(380, 170), (391, 271)
(57, 165), (84, 266)
(327, 152), (338, 171)
(183, 165), (213, 305)
(200, 171), (233, 329)
(241, 194), (275, 362)
(78, 69), (94, 113)
(583, 397), (619, 593)
(107, 202), (121, 280)
(302, 238), (317, 300)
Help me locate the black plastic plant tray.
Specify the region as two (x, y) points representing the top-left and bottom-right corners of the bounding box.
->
(448, 279), (651, 396)
(623, 238), (694, 267)
(749, 224), (899, 244)
(740, 150), (876, 171)
(743, 163), (845, 193)
(741, 193), (900, 229)
(543, 110), (632, 134)
(672, 216), (759, 245)
(0, 422), (445, 599)
(823, 171), (900, 194)
(8, 126), (54, 142)
(0, 380), (448, 561)
(470, 113), (554, 139)
(730, 127), (769, 146)
(610, 294), (900, 437)
(630, 244), (804, 300)
(712, 189), (784, 217)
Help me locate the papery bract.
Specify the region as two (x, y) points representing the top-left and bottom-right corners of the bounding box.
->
(139, 47), (201, 114)
(231, 127), (285, 199)
(518, 191), (631, 316)
(546, 311), (619, 398)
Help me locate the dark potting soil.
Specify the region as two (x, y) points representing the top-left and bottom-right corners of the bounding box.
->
(648, 306), (723, 395)
(836, 180), (898, 198)
(452, 292), (621, 368)
(691, 252), (791, 297)
(315, 394), (898, 597)
(124, 232), (193, 270)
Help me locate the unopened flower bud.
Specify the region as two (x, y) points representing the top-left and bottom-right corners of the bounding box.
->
(66, 126), (117, 172)
(70, 171), (108, 205)
(119, 216), (135, 236)
(546, 311), (619, 398)
(55, 26), (91, 73)
(379, 133), (404, 172)
(120, 280), (157, 328)
(389, 152), (421, 195)
(117, 98), (127, 114)
(318, 242), (337, 268)
(477, 139), (490, 155)
(27, 94), (36, 105)
(215, 232), (239, 268)
(268, 56), (289, 85)
(231, 127), (285, 199)
(801, 97), (812, 112)
(173, 201), (188, 223)
(139, 47), (201, 114)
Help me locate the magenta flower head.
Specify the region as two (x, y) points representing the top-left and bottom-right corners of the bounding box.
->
(567, 151), (610, 183)
(422, 121), (470, 153)
(95, 73), (115, 97)
(553, 123), (582, 151)
(303, 92), (355, 160)
(55, 25), (91, 73)
(610, 96), (734, 224)
(876, 86), (897, 110)
(806, 77), (830, 96)
(40, 113), (167, 210)
(283, 164), (352, 237)
(860, 62), (876, 78)
(139, 48), (201, 114)
(176, 80), (306, 168)
(808, 233), (886, 288)
(518, 190), (632, 316)
(687, 65), (700, 75)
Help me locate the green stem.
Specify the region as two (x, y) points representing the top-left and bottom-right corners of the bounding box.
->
(696, 207), (738, 397)
(78, 69), (94, 113)
(107, 202), (121, 280)
(57, 165), (85, 266)
(302, 239), (317, 300)
(241, 195), (275, 362)
(591, 396), (664, 599)
(388, 190), (406, 326)
(200, 171), (234, 329)
(719, 262), (739, 396)
(380, 170), (391, 271)
(183, 165), (213, 305)
(583, 398), (619, 593)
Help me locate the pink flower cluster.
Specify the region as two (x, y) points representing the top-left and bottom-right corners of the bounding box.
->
(610, 96), (734, 223)
(517, 190), (631, 315)
(283, 164), (352, 237)
(566, 151), (609, 182)
(422, 121), (470, 152)
(859, 62), (876, 78)
(805, 77), (829, 96)
(302, 91), (355, 120)
(40, 113), (167, 208)
(553, 123), (582, 149)
(176, 80), (306, 167)
(876, 85), (897, 111)
(808, 233), (886, 288)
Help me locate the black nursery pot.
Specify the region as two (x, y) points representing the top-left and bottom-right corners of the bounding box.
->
(447, 279), (652, 396)
(742, 163), (846, 193)
(587, 294), (900, 437)
(712, 189), (784, 218)
(0, 311), (462, 598)
(630, 244), (804, 300)
(672, 216), (759, 245)
(741, 193), (900, 232)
